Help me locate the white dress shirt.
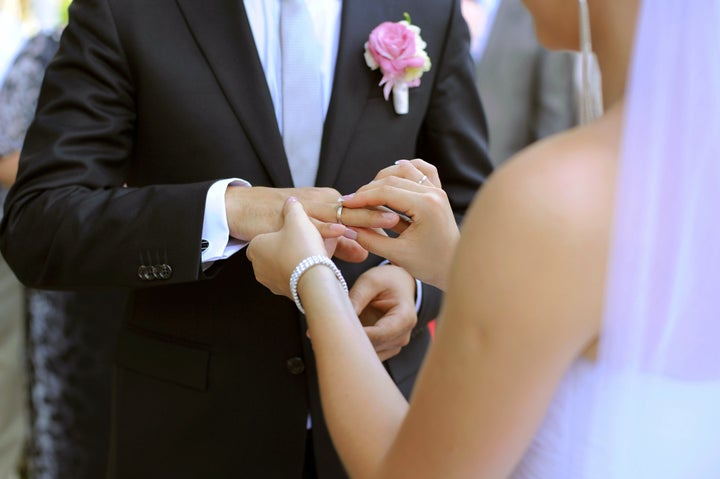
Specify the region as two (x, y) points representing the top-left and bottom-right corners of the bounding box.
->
(199, 1), (421, 314)
(468, 0), (501, 62)
(201, 0), (342, 264)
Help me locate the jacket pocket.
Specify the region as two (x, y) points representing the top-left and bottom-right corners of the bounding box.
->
(115, 328), (210, 391)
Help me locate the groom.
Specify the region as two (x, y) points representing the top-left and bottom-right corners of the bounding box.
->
(1, 0), (491, 477)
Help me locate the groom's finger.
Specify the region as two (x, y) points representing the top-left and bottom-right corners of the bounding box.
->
(304, 200), (399, 230)
(338, 204), (400, 230)
(333, 236), (369, 263)
(348, 278), (376, 316)
(363, 317), (412, 360)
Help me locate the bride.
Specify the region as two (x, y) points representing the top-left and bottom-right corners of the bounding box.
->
(247, 0), (720, 477)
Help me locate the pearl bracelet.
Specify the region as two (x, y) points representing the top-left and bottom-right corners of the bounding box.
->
(289, 255), (348, 314)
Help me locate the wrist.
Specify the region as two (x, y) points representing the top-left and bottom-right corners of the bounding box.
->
(224, 185), (247, 240)
(290, 255), (348, 314)
(225, 185), (276, 241)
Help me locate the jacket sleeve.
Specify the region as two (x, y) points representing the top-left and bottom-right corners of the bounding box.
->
(0, 0), (211, 290)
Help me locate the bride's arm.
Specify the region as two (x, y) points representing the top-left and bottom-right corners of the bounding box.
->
(248, 140), (612, 477)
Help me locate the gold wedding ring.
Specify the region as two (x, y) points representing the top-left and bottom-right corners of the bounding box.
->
(417, 175), (428, 185)
(336, 202), (344, 225)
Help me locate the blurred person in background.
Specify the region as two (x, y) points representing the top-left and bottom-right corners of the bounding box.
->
(0, 1), (26, 84)
(462, 0), (577, 165)
(0, 1), (127, 476)
(0, 3), (29, 478)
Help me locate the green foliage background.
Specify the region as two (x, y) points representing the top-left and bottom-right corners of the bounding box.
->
(60, 0), (71, 24)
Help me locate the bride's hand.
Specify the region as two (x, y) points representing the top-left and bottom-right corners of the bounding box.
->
(247, 197), (347, 298)
(340, 159), (459, 290)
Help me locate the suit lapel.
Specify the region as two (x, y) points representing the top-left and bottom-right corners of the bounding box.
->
(174, 0), (293, 187)
(315, 0), (395, 187)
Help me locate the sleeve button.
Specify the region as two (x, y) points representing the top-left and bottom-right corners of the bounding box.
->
(157, 264), (172, 280)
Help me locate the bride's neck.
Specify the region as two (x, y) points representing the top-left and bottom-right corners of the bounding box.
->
(592, 1), (640, 109)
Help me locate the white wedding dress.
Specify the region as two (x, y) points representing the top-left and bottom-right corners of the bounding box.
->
(510, 358), (720, 478)
(510, 359), (596, 479)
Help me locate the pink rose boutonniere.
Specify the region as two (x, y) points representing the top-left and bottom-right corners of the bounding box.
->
(364, 13), (432, 115)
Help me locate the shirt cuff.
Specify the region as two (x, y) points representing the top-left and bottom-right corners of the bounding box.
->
(201, 178), (251, 266)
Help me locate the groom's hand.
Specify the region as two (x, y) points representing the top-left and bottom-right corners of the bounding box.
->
(225, 186), (341, 241)
(349, 264), (417, 361)
(226, 186), (401, 263)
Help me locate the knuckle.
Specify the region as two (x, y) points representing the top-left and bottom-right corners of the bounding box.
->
(427, 190), (448, 206)
(383, 176), (401, 188)
(323, 187), (340, 197)
(424, 161), (438, 175)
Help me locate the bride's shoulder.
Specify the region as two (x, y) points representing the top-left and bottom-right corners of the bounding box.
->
(473, 118), (620, 237)
(454, 117), (621, 296)
(447, 118), (621, 354)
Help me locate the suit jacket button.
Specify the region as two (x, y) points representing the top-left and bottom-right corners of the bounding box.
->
(286, 356), (305, 375)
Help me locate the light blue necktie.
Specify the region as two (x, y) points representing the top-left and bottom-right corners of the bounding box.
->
(281, 0), (323, 187)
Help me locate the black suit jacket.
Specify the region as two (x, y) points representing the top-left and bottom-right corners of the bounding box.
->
(1, 0), (491, 477)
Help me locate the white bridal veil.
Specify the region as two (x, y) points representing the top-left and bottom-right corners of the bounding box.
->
(577, 0), (720, 477)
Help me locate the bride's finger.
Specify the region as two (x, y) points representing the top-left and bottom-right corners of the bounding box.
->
(372, 159), (441, 188)
(404, 159), (441, 188)
(355, 175), (435, 196)
(350, 227), (406, 262)
(369, 160), (427, 185)
(339, 185), (423, 223)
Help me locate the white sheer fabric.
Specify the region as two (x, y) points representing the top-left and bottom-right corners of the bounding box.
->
(575, 0), (720, 477)
(513, 1), (720, 477)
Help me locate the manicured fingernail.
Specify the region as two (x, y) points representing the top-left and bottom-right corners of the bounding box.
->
(394, 159), (409, 165)
(286, 196), (298, 204)
(343, 228), (358, 240)
(340, 194), (354, 201)
(381, 212), (398, 221)
(328, 223), (345, 234)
